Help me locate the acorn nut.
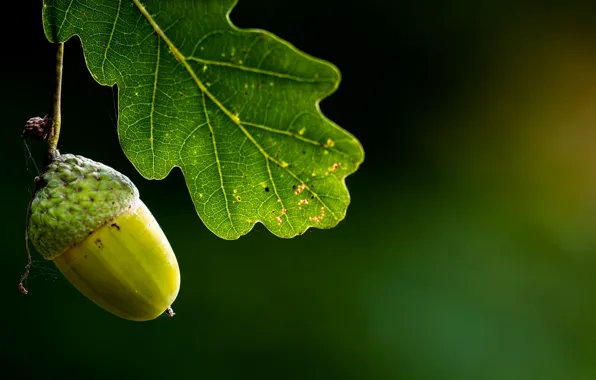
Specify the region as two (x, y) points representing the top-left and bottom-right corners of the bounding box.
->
(28, 154), (180, 321)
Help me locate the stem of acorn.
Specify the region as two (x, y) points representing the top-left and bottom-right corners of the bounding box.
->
(46, 42), (64, 164)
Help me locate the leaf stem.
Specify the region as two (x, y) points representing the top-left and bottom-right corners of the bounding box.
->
(46, 42), (64, 163)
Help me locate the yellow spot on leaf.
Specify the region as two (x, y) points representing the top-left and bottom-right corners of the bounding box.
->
(294, 184), (306, 195)
(309, 207), (326, 223)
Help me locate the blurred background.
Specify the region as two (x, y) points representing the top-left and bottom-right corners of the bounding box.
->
(4, 0), (596, 379)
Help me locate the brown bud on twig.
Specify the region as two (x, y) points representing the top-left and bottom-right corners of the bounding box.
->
(22, 116), (51, 140)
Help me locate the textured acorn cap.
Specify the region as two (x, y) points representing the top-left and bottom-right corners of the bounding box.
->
(29, 154), (139, 260)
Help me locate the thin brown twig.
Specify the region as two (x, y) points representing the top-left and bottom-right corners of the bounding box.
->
(46, 42), (64, 164)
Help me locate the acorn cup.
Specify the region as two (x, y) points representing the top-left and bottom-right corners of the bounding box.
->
(28, 154), (180, 321)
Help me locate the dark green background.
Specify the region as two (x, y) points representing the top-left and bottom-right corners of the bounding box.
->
(4, 1), (596, 379)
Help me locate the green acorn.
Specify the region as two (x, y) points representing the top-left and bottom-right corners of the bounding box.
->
(28, 154), (180, 321)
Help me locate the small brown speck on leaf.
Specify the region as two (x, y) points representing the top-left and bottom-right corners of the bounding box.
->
(111, 223), (120, 231)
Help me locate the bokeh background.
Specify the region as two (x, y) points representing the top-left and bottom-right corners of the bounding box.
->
(4, 0), (596, 379)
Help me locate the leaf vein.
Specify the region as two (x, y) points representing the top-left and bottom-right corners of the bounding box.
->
(56, 0), (75, 38)
(265, 158), (295, 233)
(187, 57), (334, 83)
(101, 0), (122, 81)
(149, 36), (161, 176)
(241, 121), (353, 161)
(202, 91), (237, 235)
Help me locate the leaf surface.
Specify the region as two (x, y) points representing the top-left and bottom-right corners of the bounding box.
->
(42, 0), (364, 239)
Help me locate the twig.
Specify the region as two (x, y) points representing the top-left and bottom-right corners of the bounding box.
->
(46, 42), (64, 164)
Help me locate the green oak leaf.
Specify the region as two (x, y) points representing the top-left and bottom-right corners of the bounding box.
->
(42, 0), (364, 239)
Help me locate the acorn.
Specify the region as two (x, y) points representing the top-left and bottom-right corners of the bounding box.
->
(28, 154), (180, 321)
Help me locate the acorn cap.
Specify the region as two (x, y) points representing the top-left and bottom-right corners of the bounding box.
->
(29, 154), (139, 260)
